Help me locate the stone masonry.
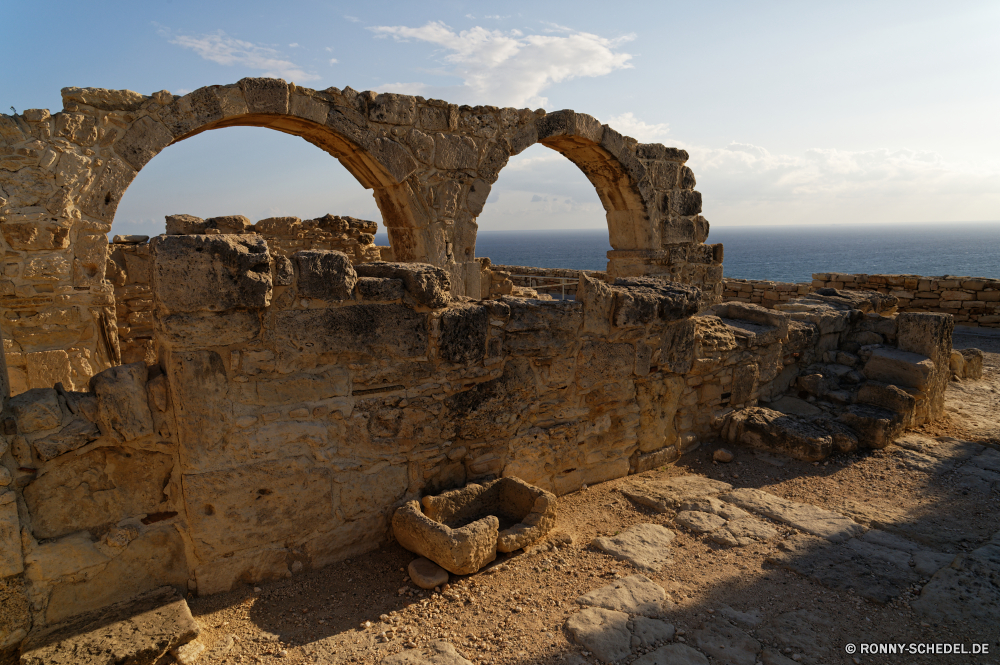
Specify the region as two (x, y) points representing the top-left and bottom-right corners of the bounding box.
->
(0, 79), (721, 389)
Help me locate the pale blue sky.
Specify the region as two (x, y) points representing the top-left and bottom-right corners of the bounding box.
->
(5, 1), (999, 236)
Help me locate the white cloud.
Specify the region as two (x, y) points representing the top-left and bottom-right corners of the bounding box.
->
(605, 112), (670, 142)
(369, 21), (634, 107)
(325, 46), (333, 52)
(288, 42), (299, 48)
(344, 15), (361, 23)
(329, 58), (339, 65)
(167, 30), (319, 81)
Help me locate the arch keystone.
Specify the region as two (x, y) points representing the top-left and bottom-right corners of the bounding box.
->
(238, 78), (289, 115)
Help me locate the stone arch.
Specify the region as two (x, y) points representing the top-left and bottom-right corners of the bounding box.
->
(90, 78), (434, 263)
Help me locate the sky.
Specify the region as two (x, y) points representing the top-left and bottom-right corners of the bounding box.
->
(4, 0), (1000, 238)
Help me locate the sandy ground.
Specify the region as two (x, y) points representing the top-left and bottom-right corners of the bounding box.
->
(174, 330), (1000, 665)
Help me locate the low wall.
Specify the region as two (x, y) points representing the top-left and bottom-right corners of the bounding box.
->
(811, 273), (1000, 327)
(722, 278), (812, 305)
(0, 239), (955, 648)
(489, 265), (608, 300)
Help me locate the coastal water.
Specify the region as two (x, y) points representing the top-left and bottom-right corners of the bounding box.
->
(378, 222), (1000, 282)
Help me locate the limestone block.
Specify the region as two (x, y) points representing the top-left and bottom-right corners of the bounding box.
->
(8, 387), (62, 433)
(0, 498), (23, 578)
(392, 500), (498, 575)
(205, 214), (252, 234)
(239, 77), (288, 114)
(54, 112), (98, 145)
(294, 249), (357, 301)
(166, 350), (232, 470)
(856, 382), (916, 422)
(43, 525), (189, 624)
(73, 232), (109, 286)
(837, 404), (906, 450)
(355, 276), (404, 301)
(959, 348), (984, 379)
(90, 362), (154, 441)
(274, 305), (429, 358)
(23, 253), (72, 281)
(862, 347), (935, 390)
(298, 513), (386, 570)
(157, 310), (261, 348)
(31, 416), (101, 461)
(238, 369), (349, 405)
(79, 156), (135, 221)
(433, 134), (479, 170)
(438, 303), (489, 364)
(354, 262), (451, 308)
(612, 277), (701, 325)
(23, 448), (174, 539)
(370, 93), (416, 125)
(152, 234), (272, 313)
(23, 530), (110, 584)
(339, 463), (409, 521)
(114, 115), (174, 170)
(164, 213), (208, 235)
(158, 87), (224, 138)
(896, 312), (953, 364)
(660, 319), (697, 374)
(576, 341), (635, 390)
(1, 220), (69, 250)
(193, 544), (290, 596)
(19, 585), (199, 665)
(182, 456), (332, 560)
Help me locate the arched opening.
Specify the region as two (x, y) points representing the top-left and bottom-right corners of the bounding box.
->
(109, 125), (392, 365)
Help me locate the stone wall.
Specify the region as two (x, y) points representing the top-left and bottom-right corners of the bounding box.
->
(0, 80), (723, 391)
(811, 273), (1000, 327)
(489, 265), (609, 300)
(0, 239), (956, 648)
(721, 278), (812, 306)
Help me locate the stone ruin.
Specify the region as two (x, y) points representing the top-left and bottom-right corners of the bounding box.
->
(0, 78), (981, 661)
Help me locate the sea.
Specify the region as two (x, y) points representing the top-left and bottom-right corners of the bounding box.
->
(377, 222), (1000, 283)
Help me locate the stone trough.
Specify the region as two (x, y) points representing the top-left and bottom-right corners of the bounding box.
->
(392, 477), (557, 574)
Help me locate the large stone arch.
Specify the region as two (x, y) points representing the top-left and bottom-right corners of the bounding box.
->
(0, 79), (722, 390)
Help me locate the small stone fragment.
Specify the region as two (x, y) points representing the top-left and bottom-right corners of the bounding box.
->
(409, 557), (449, 590)
(713, 448), (735, 463)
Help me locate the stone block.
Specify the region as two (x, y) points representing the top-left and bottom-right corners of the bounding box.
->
(355, 276), (404, 301)
(90, 363), (154, 442)
(183, 456), (332, 560)
(8, 388), (62, 433)
(862, 347), (935, 390)
(164, 214), (208, 235)
(1, 220), (70, 250)
(369, 93), (416, 125)
(275, 304), (428, 358)
(354, 262), (451, 308)
(438, 303), (489, 364)
(293, 250), (357, 301)
(433, 133), (479, 170)
(940, 290), (973, 300)
(152, 234), (272, 313)
(114, 115), (174, 170)
(239, 77), (289, 114)
(0, 499), (22, 578)
(157, 310), (261, 348)
(23, 447), (174, 539)
(205, 214), (252, 234)
(19, 586), (198, 665)
(31, 417), (101, 461)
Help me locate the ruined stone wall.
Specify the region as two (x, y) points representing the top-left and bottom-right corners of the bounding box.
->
(0, 80), (722, 391)
(0, 241), (955, 645)
(722, 278), (812, 306)
(811, 273), (1000, 327)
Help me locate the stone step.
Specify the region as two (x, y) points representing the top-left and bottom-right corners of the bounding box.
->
(19, 586), (199, 665)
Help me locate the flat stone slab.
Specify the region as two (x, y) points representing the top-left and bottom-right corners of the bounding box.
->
(565, 607), (631, 663)
(408, 557), (449, 590)
(720, 488), (863, 542)
(633, 644), (709, 665)
(19, 586), (199, 665)
(592, 523), (675, 572)
(690, 618), (761, 665)
(631, 616), (675, 648)
(382, 640), (473, 665)
(577, 574), (668, 617)
(622, 476), (732, 512)
(767, 535), (918, 604)
(911, 538), (1000, 624)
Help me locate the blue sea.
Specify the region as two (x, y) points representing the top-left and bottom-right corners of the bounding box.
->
(380, 222), (1000, 283)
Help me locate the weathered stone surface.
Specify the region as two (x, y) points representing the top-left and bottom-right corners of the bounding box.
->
(911, 538), (1000, 624)
(622, 476), (733, 512)
(19, 586), (199, 665)
(408, 557), (449, 590)
(631, 616), (675, 649)
(31, 417), (101, 461)
(565, 607), (631, 663)
(382, 640), (473, 665)
(863, 347), (935, 390)
(676, 510), (727, 534)
(204, 214), (252, 234)
(355, 276), (404, 301)
(577, 574), (668, 617)
(0, 499), (23, 578)
(690, 618), (761, 665)
(157, 310), (261, 347)
(592, 523), (675, 572)
(392, 501), (498, 575)
(23, 448), (174, 539)
(152, 234), (272, 313)
(8, 388), (62, 433)
(632, 644), (709, 665)
(354, 262), (450, 308)
(2, 221), (70, 250)
(89, 362), (154, 441)
(438, 303), (489, 364)
(721, 488), (863, 542)
(164, 214), (208, 235)
(293, 250), (357, 301)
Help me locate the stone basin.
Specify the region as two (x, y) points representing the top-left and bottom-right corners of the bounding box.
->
(391, 476), (557, 575)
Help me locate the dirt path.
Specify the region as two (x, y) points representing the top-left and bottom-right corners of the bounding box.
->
(176, 337), (1000, 665)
